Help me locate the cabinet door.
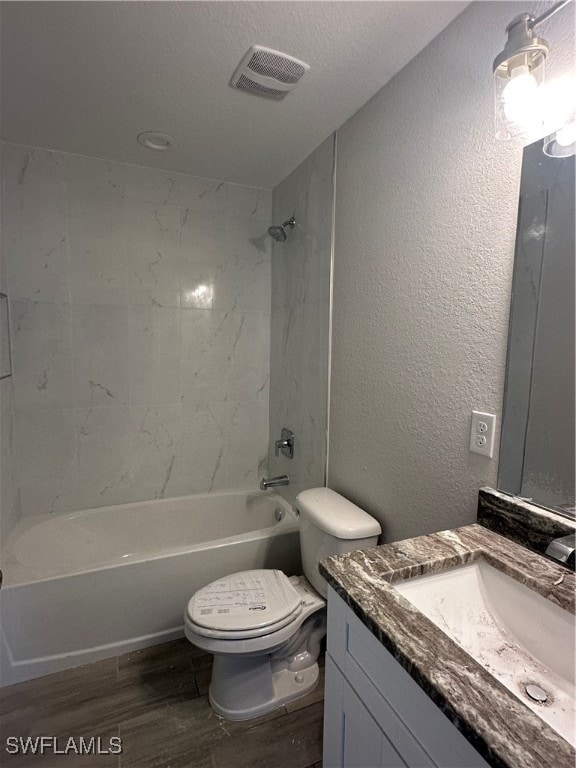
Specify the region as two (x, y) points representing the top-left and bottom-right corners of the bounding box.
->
(342, 681), (383, 768)
(323, 655), (345, 768)
(325, 653), (407, 768)
(343, 678), (407, 768)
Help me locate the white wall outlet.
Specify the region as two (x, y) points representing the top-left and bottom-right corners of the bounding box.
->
(469, 411), (496, 458)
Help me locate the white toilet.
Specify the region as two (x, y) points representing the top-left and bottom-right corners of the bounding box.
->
(184, 487), (381, 720)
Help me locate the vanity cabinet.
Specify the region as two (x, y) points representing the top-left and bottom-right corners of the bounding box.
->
(323, 586), (490, 768)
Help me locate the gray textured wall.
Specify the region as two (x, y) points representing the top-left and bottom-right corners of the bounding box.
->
(328, 1), (574, 541)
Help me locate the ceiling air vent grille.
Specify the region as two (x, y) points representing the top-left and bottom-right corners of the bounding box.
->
(236, 74), (289, 100)
(230, 46), (310, 100)
(247, 50), (306, 84)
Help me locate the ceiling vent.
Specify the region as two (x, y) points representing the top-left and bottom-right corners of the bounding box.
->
(230, 46), (310, 100)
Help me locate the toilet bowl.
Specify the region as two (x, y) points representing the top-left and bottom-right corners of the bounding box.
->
(184, 488), (381, 720)
(185, 570), (326, 719)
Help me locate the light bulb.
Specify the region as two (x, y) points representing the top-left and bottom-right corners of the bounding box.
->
(502, 65), (539, 127)
(555, 121), (576, 147)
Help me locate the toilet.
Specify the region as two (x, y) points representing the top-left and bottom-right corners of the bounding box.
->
(184, 487), (381, 720)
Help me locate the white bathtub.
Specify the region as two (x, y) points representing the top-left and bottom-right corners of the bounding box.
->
(0, 490), (300, 687)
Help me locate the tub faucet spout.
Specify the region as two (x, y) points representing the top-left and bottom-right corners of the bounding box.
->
(260, 475), (289, 491)
(545, 533), (576, 568)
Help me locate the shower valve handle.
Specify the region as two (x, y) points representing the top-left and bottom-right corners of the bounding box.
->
(274, 428), (295, 459)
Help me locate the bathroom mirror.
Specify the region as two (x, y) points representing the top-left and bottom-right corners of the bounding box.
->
(498, 140), (575, 518)
(0, 293), (12, 380)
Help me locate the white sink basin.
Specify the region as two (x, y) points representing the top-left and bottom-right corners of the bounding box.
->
(395, 560), (575, 746)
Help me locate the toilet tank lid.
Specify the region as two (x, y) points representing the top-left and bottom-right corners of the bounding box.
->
(296, 488), (381, 539)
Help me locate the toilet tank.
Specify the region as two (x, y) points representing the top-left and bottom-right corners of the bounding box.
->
(295, 488), (381, 597)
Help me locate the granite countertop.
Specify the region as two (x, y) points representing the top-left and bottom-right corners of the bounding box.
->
(477, 487), (576, 568)
(319, 523), (575, 768)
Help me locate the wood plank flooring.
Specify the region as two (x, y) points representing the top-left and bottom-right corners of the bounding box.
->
(0, 639), (324, 768)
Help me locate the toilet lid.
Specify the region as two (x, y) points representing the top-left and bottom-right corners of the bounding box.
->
(189, 569), (302, 633)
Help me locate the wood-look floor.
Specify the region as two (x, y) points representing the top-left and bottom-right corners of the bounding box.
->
(0, 639), (324, 768)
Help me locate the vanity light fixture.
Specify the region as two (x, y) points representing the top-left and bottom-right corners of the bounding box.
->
(493, 0), (572, 140)
(543, 116), (576, 157)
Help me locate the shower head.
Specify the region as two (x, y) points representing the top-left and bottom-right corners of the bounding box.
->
(268, 224), (288, 242)
(268, 216), (296, 242)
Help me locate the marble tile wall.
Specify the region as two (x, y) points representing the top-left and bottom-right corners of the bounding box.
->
(1, 126), (22, 543)
(267, 136), (334, 506)
(1, 143), (271, 515)
(1, 243), (21, 543)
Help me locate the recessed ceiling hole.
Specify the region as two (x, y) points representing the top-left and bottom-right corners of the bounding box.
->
(137, 132), (176, 151)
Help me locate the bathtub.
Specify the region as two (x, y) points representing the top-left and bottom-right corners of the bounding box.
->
(0, 490), (300, 687)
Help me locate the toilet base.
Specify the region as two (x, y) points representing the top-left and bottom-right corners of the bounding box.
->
(208, 659), (320, 721)
(207, 610), (326, 721)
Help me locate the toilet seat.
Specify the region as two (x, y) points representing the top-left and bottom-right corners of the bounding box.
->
(184, 573), (326, 654)
(187, 569), (303, 639)
(187, 602), (303, 640)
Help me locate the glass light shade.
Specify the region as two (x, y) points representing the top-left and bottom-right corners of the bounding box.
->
(543, 119), (576, 157)
(494, 56), (546, 140)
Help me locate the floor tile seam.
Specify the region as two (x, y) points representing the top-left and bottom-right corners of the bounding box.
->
(116, 693), (211, 735)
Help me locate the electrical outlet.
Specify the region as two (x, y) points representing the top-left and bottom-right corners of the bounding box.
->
(469, 411), (496, 458)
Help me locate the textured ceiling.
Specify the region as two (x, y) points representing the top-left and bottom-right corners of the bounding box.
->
(0, 1), (467, 188)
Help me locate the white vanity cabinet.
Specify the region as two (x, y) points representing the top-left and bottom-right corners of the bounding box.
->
(323, 586), (491, 768)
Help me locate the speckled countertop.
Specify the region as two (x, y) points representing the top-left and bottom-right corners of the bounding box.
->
(320, 523), (575, 768)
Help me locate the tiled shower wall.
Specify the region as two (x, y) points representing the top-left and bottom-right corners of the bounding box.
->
(267, 136), (334, 505)
(0, 138), (20, 540)
(2, 143), (271, 516)
(0, 253), (19, 542)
